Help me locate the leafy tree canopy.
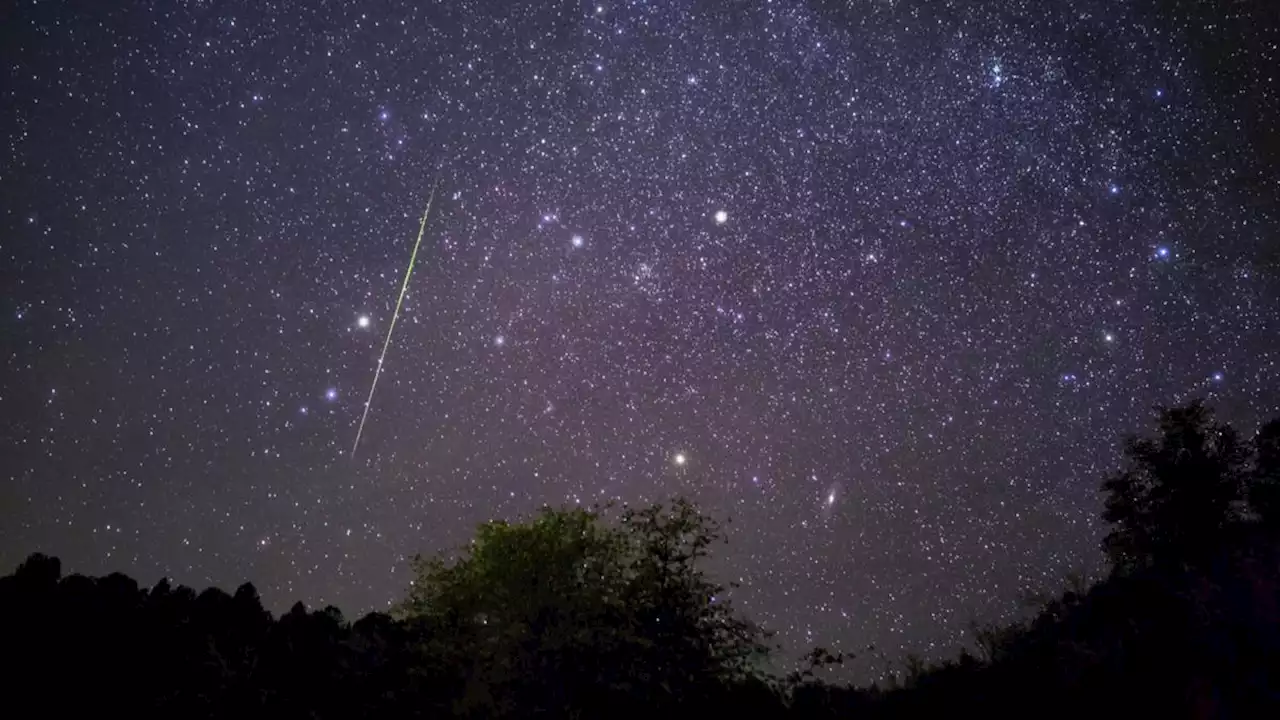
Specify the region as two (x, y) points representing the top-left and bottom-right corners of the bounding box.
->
(1101, 401), (1250, 572)
(396, 498), (772, 717)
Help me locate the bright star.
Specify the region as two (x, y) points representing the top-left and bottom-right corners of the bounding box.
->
(674, 452), (687, 466)
(989, 62), (1005, 89)
(714, 210), (728, 225)
(571, 234), (584, 248)
(494, 335), (506, 347)
(1212, 372), (1224, 382)
(325, 388), (338, 401)
(357, 315), (370, 328)
(1156, 246), (1170, 258)
(1104, 332), (1114, 343)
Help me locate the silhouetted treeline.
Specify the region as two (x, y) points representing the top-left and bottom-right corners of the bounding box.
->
(3, 401), (1279, 718)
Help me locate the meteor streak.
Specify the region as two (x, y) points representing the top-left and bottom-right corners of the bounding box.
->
(351, 178), (440, 457)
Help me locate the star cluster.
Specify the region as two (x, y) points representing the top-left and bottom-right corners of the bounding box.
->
(2, 0), (1277, 676)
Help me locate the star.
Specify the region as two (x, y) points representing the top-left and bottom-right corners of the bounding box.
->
(988, 61), (1005, 89)
(571, 234), (584, 248)
(356, 315), (370, 328)
(493, 335), (506, 347)
(325, 388), (338, 401)
(713, 210), (728, 225)
(673, 452), (687, 466)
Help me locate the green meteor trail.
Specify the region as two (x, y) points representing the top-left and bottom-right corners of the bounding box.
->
(351, 179), (441, 458)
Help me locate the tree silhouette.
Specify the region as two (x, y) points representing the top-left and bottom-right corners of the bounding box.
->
(1101, 401), (1250, 573)
(3, 403), (1280, 718)
(396, 498), (772, 719)
(1251, 417), (1280, 531)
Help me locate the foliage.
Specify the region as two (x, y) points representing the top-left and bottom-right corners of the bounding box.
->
(3, 402), (1280, 718)
(395, 499), (772, 717)
(1252, 417), (1280, 530)
(1101, 401), (1250, 572)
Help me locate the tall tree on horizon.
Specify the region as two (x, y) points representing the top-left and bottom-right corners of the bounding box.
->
(1101, 401), (1251, 573)
(1251, 417), (1280, 532)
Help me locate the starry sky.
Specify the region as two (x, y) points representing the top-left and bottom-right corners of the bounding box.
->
(2, 0), (1278, 674)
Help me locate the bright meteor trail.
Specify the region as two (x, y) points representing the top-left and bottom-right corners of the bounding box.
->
(351, 179), (441, 457)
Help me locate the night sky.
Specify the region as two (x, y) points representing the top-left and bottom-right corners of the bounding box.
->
(2, 0), (1277, 674)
